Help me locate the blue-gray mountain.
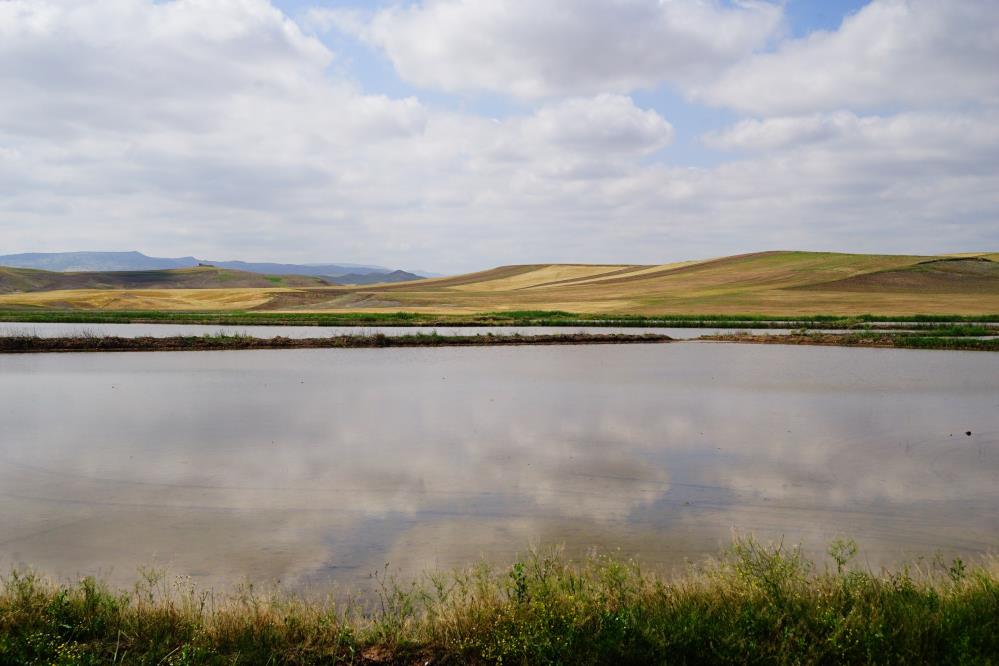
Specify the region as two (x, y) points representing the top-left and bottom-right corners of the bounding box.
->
(0, 252), (424, 284)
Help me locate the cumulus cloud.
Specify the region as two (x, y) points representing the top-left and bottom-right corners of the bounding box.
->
(0, 1), (682, 268)
(698, 110), (999, 246)
(516, 95), (674, 155)
(0, 0), (997, 270)
(704, 113), (860, 151)
(704, 111), (999, 157)
(316, 0), (784, 99)
(0, 0), (431, 253)
(693, 0), (999, 114)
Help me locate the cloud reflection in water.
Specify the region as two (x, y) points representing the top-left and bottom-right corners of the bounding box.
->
(0, 344), (996, 591)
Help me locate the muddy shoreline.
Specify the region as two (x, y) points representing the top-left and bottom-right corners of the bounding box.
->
(0, 332), (674, 353)
(5, 332), (996, 353)
(701, 333), (999, 351)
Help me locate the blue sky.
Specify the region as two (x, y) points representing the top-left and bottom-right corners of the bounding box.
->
(1, 0), (997, 271)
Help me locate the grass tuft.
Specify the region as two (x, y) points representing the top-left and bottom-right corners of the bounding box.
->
(2, 538), (997, 664)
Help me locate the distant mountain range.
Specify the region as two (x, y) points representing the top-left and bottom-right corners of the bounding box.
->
(0, 251), (425, 285)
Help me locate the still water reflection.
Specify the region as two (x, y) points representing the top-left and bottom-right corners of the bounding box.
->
(0, 344), (996, 592)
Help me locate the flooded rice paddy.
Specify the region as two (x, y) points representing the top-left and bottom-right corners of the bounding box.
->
(1, 342), (997, 593)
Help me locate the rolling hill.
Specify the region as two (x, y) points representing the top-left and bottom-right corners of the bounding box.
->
(2, 251), (998, 315)
(0, 265), (330, 293)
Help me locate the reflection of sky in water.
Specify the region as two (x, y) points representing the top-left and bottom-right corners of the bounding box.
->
(0, 344), (996, 592)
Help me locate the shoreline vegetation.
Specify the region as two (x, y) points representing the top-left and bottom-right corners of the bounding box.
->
(2, 308), (999, 329)
(2, 329), (997, 353)
(0, 332), (674, 353)
(703, 331), (999, 352)
(2, 539), (997, 664)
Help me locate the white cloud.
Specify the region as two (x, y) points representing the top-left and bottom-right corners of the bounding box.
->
(0, 1), (682, 267)
(693, 0), (999, 114)
(704, 113), (859, 151)
(319, 0), (784, 99)
(0, 0), (997, 271)
(521, 95), (674, 155)
(704, 111), (999, 158)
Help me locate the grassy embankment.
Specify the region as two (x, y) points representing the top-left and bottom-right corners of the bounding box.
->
(704, 328), (999, 352)
(1, 309), (998, 328)
(3, 251), (999, 316)
(2, 539), (997, 664)
(0, 332), (674, 353)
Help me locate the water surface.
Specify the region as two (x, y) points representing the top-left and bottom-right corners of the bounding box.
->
(1, 344), (996, 593)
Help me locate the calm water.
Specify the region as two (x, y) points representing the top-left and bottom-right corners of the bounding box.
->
(1, 344), (997, 593)
(0, 322), (829, 340)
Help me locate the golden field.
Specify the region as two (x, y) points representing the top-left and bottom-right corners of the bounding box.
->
(2, 251), (998, 316)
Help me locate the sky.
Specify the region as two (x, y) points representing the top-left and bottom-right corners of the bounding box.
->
(1, 0), (997, 273)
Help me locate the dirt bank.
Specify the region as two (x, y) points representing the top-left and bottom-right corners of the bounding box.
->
(0, 332), (674, 353)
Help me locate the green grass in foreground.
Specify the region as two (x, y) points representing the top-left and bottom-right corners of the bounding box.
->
(2, 539), (997, 664)
(2, 309), (999, 329)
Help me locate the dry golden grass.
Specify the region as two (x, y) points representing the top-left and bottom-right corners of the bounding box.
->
(945, 252), (999, 260)
(548, 260), (708, 287)
(448, 264), (635, 291)
(0, 288), (286, 311)
(2, 251), (998, 316)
